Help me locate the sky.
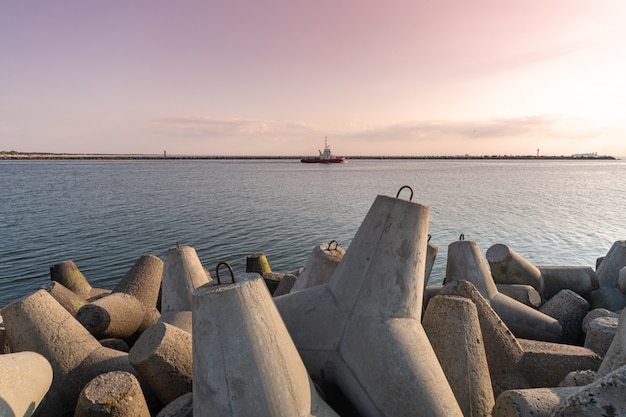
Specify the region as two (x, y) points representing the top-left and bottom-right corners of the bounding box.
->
(1, 1), (626, 157)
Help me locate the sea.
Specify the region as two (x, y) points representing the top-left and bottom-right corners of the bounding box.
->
(1, 158), (625, 308)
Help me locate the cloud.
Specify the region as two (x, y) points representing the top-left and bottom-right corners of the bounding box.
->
(152, 116), (317, 139)
(341, 115), (557, 141)
(147, 113), (601, 156)
(469, 39), (594, 77)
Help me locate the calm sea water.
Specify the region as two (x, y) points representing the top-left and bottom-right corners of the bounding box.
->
(1, 158), (625, 307)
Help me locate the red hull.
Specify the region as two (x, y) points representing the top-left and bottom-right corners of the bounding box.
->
(300, 157), (346, 163)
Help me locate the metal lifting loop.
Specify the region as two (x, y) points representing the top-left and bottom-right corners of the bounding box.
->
(428, 234), (432, 242)
(327, 240), (338, 251)
(459, 233), (465, 241)
(395, 185), (414, 201)
(215, 262), (235, 285)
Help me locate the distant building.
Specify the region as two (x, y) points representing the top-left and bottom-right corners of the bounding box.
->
(572, 152), (599, 158)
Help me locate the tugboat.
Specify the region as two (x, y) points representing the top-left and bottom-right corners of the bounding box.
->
(300, 137), (347, 163)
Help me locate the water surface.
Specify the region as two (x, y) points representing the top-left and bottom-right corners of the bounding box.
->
(1, 158), (624, 307)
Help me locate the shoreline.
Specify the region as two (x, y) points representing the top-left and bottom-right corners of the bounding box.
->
(0, 152), (618, 161)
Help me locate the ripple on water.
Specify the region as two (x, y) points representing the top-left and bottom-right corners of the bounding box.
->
(1, 159), (624, 307)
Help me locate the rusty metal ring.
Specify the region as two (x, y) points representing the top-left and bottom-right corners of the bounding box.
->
(215, 262), (235, 285)
(327, 240), (338, 251)
(395, 185), (414, 201)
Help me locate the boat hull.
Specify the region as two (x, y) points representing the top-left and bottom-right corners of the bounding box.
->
(300, 157), (346, 163)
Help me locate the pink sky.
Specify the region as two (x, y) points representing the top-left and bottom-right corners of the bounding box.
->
(1, 1), (625, 156)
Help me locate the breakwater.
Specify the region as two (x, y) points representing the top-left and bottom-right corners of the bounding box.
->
(1, 191), (626, 416)
(0, 151), (617, 160)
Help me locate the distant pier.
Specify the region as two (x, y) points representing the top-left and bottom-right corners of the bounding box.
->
(0, 152), (618, 161)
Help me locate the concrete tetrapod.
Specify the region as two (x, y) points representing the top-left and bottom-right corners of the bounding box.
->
(0, 351), (53, 417)
(42, 280), (87, 316)
(113, 254), (163, 308)
(156, 393), (193, 417)
(538, 266), (598, 300)
(275, 194), (463, 417)
(245, 253), (272, 274)
(597, 308), (626, 377)
(290, 241), (345, 292)
(50, 260), (110, 300)
(423, 295), (495, 417)
(596, 239), (626, 288)
(159, 244), (211, 333)
(1, 289), (143, 416)
(496, 284), (542, 307)
(538, 289), (590, 345)
(113, 254), (163, 333)
(493, 366), (626, 417)
(438, 280), (528, 397)
(192, 273), (339, 417)
(74, 371), (151, 417)
(444, 239), (562, 342)
(75, 292), (146, 339)
(129, 322), (192, 405)
(486, 243), (543, 294)
(424, 240), (439, 290)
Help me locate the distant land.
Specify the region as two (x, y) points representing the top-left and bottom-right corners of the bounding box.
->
(0, 151), (618, 161)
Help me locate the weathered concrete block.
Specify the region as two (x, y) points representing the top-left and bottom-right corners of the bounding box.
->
(597, 308), (626, 377)
(582, 308), (618, 334)
(618, 266), (626, 294)
(275, 194), (463, 417)
(113, 254), (163, 310)
(76, 292), (146, 340)
(539, 289), (590, 344)
(584, 316), (618, 356)
(74, 371), (151, 417)
(1, 289), (145, 416)
(586, 286), (626, 311)
(438, 280), (528, 398)
(423, 295), (495, 417)
(290, 241), (345, 292)
(245, 253), (271, 274)
(596, 240), (626, 288)
(493, 387), (579, 417)
(272, 273), (297, 296)
(193, 274), (339, 417)
(538, 266), (598, 300)
(487, 243), (543, 293)
(42, 280), (87, 316)
(497, 284), (542, 308)
(445, 240), (562, 342)
(424, 240), (439, 288)
(129, 322), (192, 406)
(100, 338), (130, 352)
(159, 310), (192, 334)
(49, 259), (110, 300)
(551, 365), (626, 416)
(159, 244), (211, 335)
(519, 339), (602, 388)
(263, 271), (295, 295)
(423, 284), (443, 312)
(558, 369), (596, 387)
(161, 244), (211, 314)
(0, 351), (53, 417)
(156, 392), (193, 417)
(439, 280), (524, 374)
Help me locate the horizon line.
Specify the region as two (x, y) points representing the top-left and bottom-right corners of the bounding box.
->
(0, 151), (619, 161)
